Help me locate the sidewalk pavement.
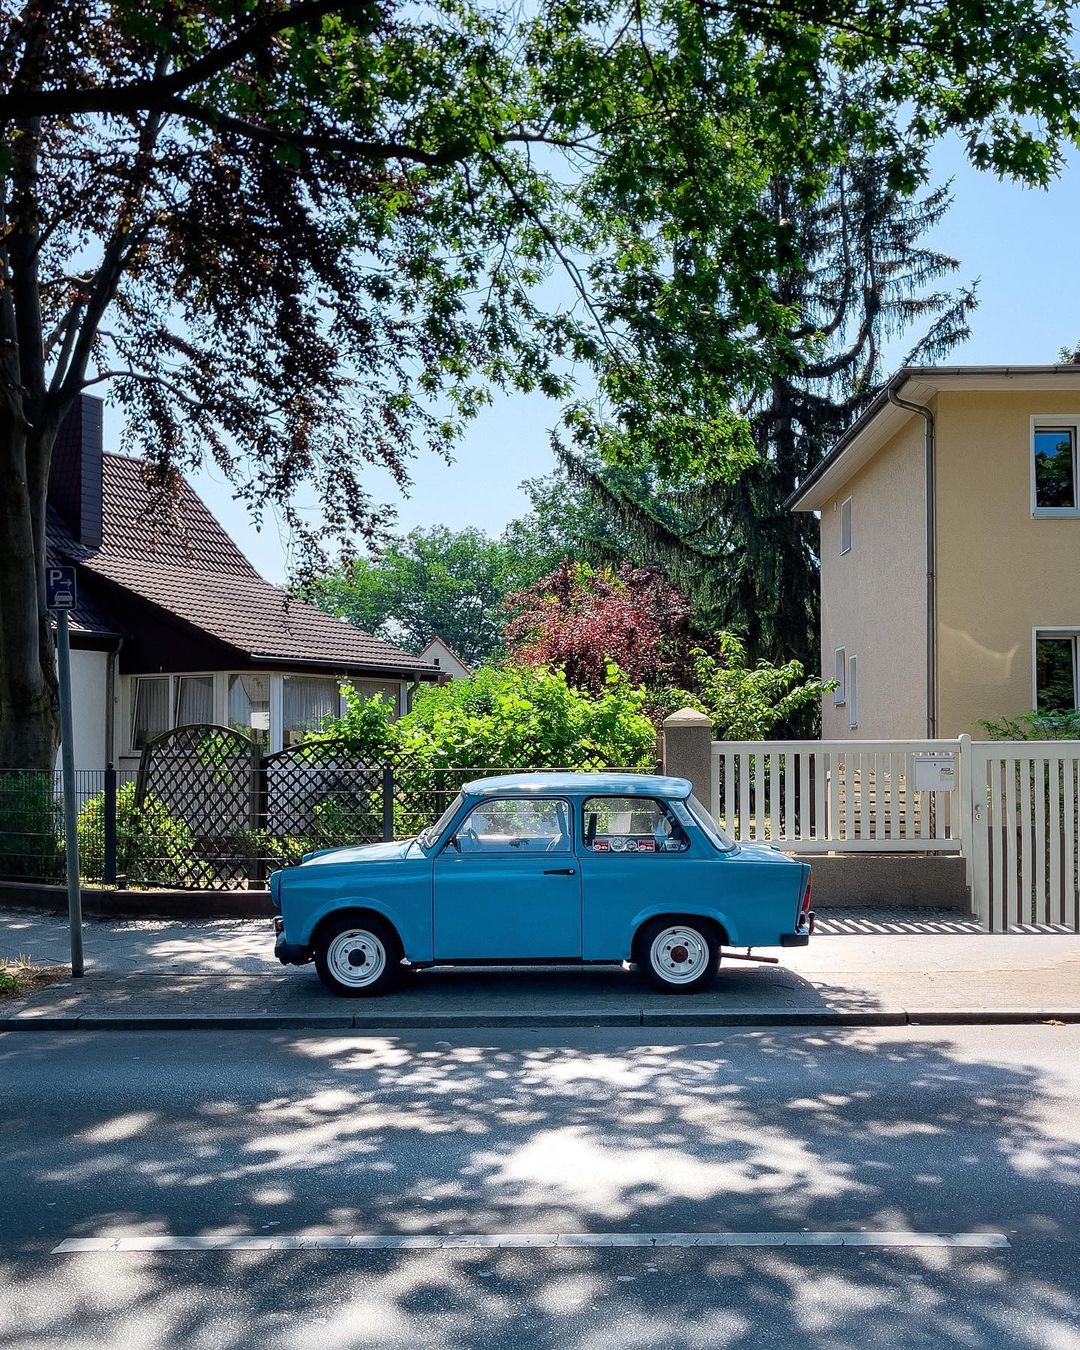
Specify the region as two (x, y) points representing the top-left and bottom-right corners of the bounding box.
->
(2, 907), (1078, 1030)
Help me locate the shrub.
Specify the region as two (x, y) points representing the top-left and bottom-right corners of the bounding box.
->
(77, 783), (202, 887)
(328, 663), (658, 770)
(0, 772), (63, 882)
(978, 710), (1080, 740)
(652, 633), (834, 740)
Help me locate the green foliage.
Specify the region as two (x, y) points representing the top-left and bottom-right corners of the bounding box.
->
(551, 154), (976, 672)
(5, 0), (1080, 768)
(302, 525), (569, 668)
(653, 634), (835, 740)
(0, 774), (63, 882)
(977, 710), (1080, 740)
(77, 783), (201, 887)
(329, 665), (658, 770)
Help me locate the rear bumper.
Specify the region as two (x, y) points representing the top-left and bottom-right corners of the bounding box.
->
(780, 911), (814, 947)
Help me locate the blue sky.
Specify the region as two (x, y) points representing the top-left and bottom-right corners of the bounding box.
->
(134, 137), (1080, 583)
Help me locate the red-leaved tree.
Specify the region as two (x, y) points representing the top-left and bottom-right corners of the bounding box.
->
(504, 562), (695, 693)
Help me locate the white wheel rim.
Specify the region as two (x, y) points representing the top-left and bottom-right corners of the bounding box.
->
(326, 929), (387, 988)
(649, 925), (710, 985)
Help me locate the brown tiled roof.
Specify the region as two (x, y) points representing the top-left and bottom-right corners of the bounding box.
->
(50, 453), (439, 676)
(99, 455), (260, 575)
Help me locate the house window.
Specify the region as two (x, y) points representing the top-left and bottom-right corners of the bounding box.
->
(131, 677), (170, 750)
(1032, 421), (1079, 513)
(1035, 634), (1079, 711)
(847, 655), (858, 729)
(840, 496), (852, 554)
(282, 675), (340, 747)
(350, 678), (401, 717)
(228, 674), (271, 748)
(834, 647), (847, 705)
(175, 675), (214, 726)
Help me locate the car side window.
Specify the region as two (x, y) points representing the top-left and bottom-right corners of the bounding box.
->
(451, 798), (572, 854)
(582, 797), (689, 854)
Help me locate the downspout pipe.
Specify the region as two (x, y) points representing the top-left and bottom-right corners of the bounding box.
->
(887, 385), (937, 738)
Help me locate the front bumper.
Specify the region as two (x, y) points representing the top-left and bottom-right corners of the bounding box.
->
(275, 929), (311, 966)
(780, 911), (815, 947)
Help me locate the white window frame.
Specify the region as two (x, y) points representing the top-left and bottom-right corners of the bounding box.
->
(127, 671), (224, 753)
(1031, 627), (1080, 710)
(129, 675), (172, 752)
(840, 496), (852, 555)
(847, 654), (858, 729)
(125, 669), (393, 755)
(1030, 416), (1080, 517)
(833, 647), (847, 705)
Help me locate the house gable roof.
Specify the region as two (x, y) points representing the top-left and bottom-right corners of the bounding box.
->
(420, 634), (473, 676)
(786, 364), (1080, 513)
(50, 451), (439, 677)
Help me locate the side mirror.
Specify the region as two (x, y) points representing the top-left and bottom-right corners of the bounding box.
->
(448, 835), (461, 853)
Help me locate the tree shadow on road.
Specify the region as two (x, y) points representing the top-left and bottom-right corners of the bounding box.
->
(1, 1023), (1078, 1348)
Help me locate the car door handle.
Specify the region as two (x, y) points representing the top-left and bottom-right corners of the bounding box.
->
(543, 867), (576, 876)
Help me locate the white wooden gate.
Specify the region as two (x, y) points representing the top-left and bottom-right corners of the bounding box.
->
(968, 740), (1080, 931)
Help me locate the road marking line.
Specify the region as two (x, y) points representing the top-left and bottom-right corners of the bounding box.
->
(52, 1231), (1010, 1254)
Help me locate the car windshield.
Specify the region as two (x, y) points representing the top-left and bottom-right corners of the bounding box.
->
(685, 793), (737, 851)
(418, 793), (465, 849)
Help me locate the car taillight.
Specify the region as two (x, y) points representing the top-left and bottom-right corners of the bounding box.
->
(800, 870), (813, 915)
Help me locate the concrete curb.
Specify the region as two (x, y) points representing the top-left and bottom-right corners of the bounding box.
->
(2, 1008), (1079, 1032)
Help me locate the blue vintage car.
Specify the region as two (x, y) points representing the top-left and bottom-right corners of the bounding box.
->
(272, 772), (813, 996)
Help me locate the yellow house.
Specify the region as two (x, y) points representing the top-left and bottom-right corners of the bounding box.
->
(788, 365), (1080, 739)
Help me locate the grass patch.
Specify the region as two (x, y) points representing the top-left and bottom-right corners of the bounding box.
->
(0, 954), (67, 1002)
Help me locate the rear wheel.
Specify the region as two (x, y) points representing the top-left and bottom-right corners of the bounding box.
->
(314, 915), (401, 997)
(637, 918), (719, 994)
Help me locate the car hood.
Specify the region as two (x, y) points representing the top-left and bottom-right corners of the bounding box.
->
(301, 839), (422, 867)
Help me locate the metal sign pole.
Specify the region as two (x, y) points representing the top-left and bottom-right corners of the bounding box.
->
(55, 609), (83, 978)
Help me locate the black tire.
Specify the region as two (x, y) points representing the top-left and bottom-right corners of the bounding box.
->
(314, 914), (402, 997)
(635, 917), (720, 994)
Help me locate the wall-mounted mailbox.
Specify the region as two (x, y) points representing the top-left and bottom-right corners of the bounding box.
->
(913, 753), (957, 792)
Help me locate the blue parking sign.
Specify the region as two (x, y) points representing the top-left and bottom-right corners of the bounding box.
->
(46, 566), (77, 611)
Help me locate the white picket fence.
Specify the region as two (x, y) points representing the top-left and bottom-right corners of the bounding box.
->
(709, 740), (963, 854)
(709, 735), (1080, 931)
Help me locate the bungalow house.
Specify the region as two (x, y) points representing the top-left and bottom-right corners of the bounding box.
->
(48, 396), (441, 771)
(787, 364), (1080, 739)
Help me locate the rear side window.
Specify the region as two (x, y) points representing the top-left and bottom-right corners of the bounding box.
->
(582, 797), (689, 853)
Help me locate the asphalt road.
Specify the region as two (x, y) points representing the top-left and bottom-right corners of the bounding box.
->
(1, 1025), (1078, 1349)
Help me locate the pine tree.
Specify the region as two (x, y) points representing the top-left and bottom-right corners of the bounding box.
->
(555, 151), (976, 671)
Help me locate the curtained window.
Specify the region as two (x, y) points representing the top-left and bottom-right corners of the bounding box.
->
(131, 677), (170, 750)
(350, 679), (400, 718)
(228, 674), (270, 748)
(282, 675), (339, 747)
(175, 675), (214, 726)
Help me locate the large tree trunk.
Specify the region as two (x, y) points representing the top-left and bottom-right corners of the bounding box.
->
(0, 398), (59, 771)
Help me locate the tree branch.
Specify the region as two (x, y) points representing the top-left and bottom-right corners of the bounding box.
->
(0, 0), (353, 120)
(80, 368), (209, 411)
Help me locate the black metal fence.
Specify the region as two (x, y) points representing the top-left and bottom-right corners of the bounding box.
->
(0, 767), (138, 886)
(0, 725), (649, 891)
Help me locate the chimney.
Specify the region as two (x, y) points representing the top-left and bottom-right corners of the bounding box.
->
(49, 394), (104, 549)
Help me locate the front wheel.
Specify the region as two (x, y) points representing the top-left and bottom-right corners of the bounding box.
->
(637, 918), (719, 994)
(314, 915), (401, 997)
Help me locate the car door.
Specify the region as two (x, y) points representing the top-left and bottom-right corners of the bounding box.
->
(433, 796), (582, 959)
(578, 794), (701, 958)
